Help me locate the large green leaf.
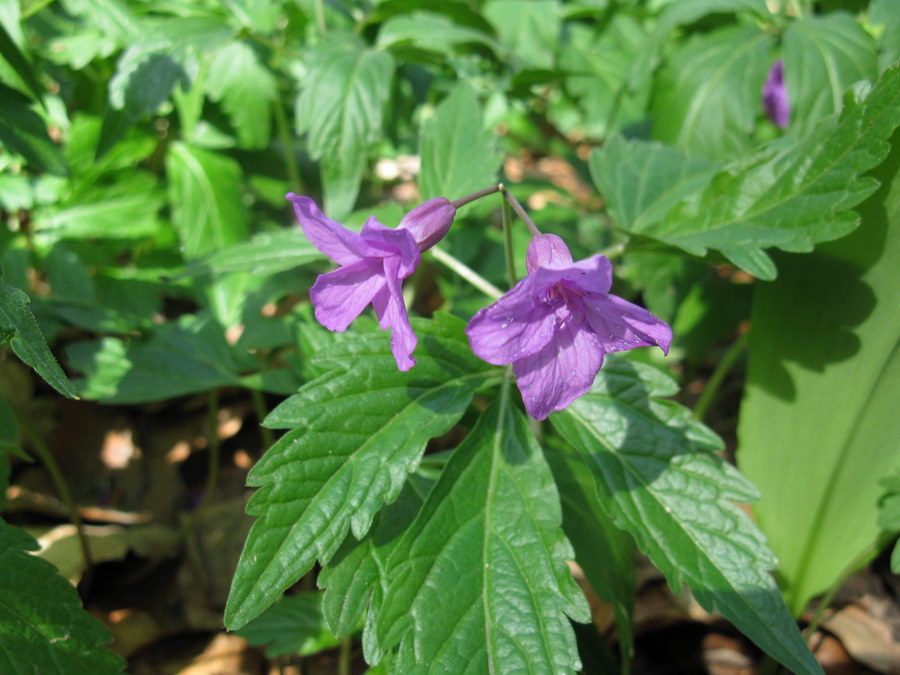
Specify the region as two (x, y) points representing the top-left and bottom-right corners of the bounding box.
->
(603, 64), (900, 280)
(651, 25), (771, 160)
(783, 13), (878, 139)
(551, 356), (821, 675)
(0, 278), (78, 398)
(483, 0), (561, 70)
(295, 36), (394, 219)
(417, 80), (502, 202)
(236, 592), (339, 657)
(66, 313), (252, 403)
(166, 142), (250, 259)
(225, 314), (495, 630)
(736, 133), (900, 616)
(376, 12), (500, 54)
(181, 230), (324, 279)
(377, 390), (590, 673)
(0, 18), (44, 102)
(0, 82), (66, 175)
(545, 438), (637, 665)
(205, 41), (277, 149)
(0, 518), (124, 674)
(590, 136), (717, 233)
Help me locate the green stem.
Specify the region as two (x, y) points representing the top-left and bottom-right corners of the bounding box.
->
(15, 409), (93, 593)
(450, 184), (502, 209)
(273, 100), (302, 193)
(693, 333), (747, 422)
(314, 0), (326, 35)
(501, 188), (542, 237)
(197, 390), (221, 513)
(250, 389), (274, 451)
(338, 636), (352, 675)
(430, 246), (503, 299)
(500, 189), (517, 289)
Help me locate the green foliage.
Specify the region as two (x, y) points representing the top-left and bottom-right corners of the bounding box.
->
(0, 519), (125, 674)
(376, 390), (590, 673)
(225, 314), (495, 630)
(236, 592), (339, 657)
(737, 132), (900, 616)
(551, 357), (822, 675)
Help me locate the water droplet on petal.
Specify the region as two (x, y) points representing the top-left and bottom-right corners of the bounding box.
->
(501, 323), (508, 329)
(607, 333), (614, 339)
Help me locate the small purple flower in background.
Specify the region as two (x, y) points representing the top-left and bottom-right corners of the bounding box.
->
(288, 194), (456, 371)
(762, 60), (790, 129)
(466, 234), (671, 420)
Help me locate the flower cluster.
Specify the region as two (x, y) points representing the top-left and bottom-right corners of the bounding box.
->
(291, 193), (671, 418)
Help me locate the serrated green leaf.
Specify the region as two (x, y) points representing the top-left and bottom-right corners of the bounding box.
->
(180, 230), (324, 279)
(652, 25), (771, 160)
(0, 18), (44, 103)
(544, 437), (636, 664)
(418, 80), (502, 202)
(376, 390), (589, 673)
(225, 314), (494, 630)
(0, 279), (78, 398)
(0, 519), (125, 674)
(737, 133), (900, 617)
(590, 136), (718, 233)
(236, 592), (339, 657)
(206, 41), (276, 149)
(66, 313), (251, 403)
(295, 36), (394, 219)
(783, 13), (878, 139)
(0, 82), (67, 175)
(551, 356), (821, 675)
(622, 64), (900, 279)
(318, 477), (430, 665)
(376, 12), (499, 54)
(483, 0), (560, 70)
(166, 142), (250, 258)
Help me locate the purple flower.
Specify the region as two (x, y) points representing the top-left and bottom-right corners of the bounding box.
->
(762, 60), (790, 129)
(288, 193), (456, 371)
(466, 234), (672, 420)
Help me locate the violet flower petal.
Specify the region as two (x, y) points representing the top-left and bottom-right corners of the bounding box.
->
(582, 293), (673, 355)
(526, 233), (574, 273)
(762, 60), (790, 129)
(513, 313), (604, 420)
(360, 216), (420, 278)
(372, 256), (417, 371)
(287, 193), (383, 264)
(309, 258), (386, 332)
(398, 197), (456, 252)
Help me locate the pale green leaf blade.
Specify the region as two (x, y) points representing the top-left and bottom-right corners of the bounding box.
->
(639, 64), (900, 279)
(551, 356), (821, 675)
(418, 80), (502, 202)
(236, 592), (339, 657)
(737, 135), (900, 616)
(483, 0), (561, 70)
(651, 25), (771, 160)
(0, 519), (125, 674)
(225, 314), (494, 630)
(376, 12), (500, 54)
(206, 41), (277, 149)
(295, 36), (394, 218)
(783, 13), (878, 139)
(0, 279), (78, 398)
(166, 142), (250, 259)
(0, 19), (44, 102)
(589, 136), (717, 232)
(181, 230), (325, 278)
(377, 392), (590, 673)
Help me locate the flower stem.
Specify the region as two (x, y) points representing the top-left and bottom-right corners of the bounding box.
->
(501, 187), (542, 237)
(693, 332), (747, 422)
(273, 100), (302, 193)
(15, 408), (94, 594)
(430, 246), (503, 300)
(250, 388), (275, 452)
(500, 189), (518, 289)
(450, 184), (502, 209)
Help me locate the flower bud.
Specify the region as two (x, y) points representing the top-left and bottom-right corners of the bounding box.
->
(762, 60), (790, 129)
(526, 234), (573, 273)
(398, 197), (456, 252)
